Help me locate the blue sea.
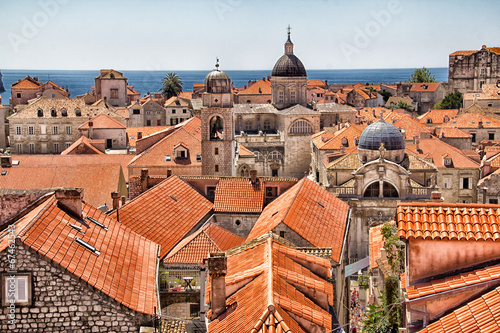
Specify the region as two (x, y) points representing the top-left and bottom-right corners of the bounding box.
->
(0, 68), (448, 103)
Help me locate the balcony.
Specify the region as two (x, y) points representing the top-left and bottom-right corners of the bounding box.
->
(330, 186), (356, 198)
(159, 267), (201, 293)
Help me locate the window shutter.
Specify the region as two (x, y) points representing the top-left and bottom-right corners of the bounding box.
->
(16, 276), (28, 303)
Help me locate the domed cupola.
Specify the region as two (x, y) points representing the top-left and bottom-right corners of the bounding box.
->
(358, 119), (406, 164)
(204, 58), (232, 93)
(271, 27), (307, 77)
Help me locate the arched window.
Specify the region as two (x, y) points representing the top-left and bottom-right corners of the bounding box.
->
(364, 182), (379, 197)
(37, 109), (43, 117)
(363, 182), (399, 198)
(61, 108), (67, 117)
(269, 151), (282, 161)
(50, 109), (57, 117)
(239, 165), (250, 177)
(75, 108), (81, 117)
(209, 116), (224, 140)
(289, 120), (313, 134)
(254, 151), (264, 161)
(383, 182), (399, 197)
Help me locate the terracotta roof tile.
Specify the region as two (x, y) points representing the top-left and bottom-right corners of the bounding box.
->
(418, 286), (500, 333)
(246, 178), (350, 262)
(61, 136), (105, 155)
(406, 136), (479, 168)
(111, 175), (213, 258)
(312, 124), (366, 151)
(208, 237), (332, 333)
(164, 223), (244, 264)
(391, 115), (433, 139)
(307, 80), (327, 87)
(78, 113), (126, 129)
(214, 178), (265, 213)
(0, 164), (126, 208)
(407, 264), (500, 300)
(369, 222), (395, 269)
(237, 145), (255, 157)
(126, 126), (172, 147)
(237, 79), (271, 96)
(0, 193), (159, 315)
(440, 112), (500, 129)
(450, 47), (500, 56)
(11, 76), (42, 89)
(410, 83), (441, 92)
(398, 202), (500, 241)
(436, 127), (472, 138)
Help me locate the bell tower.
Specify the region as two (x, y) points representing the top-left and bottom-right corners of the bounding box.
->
(200, 59), (235, 176)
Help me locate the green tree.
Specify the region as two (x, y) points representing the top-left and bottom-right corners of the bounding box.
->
(160, 72), (183, 99)
(390, 100), (413, 112)
(435, 91), (463, 109)
(380, 91), (393, 103)
(409, 67), (436, 83)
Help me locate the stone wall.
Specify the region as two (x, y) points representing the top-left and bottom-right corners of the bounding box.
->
(0, 242), (151, 332)
(213, 214), (259, 238)
(0, 189), (49, 226)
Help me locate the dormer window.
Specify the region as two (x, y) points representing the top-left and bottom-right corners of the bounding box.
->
(341, 137), (348, 146)
(51, 109), (57, 117)
(427, 118), (432, 124)
(75, 109), (81, 117)
(165, 155), (171, 161)
(174, 143), (188, 160)
(37, 109), (43, 117)
(61, 108), (67, 117)
(443, 156), (452, 166)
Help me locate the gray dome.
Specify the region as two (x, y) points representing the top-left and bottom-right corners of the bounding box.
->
(359, 120), (405, 151)
(204, 69), (231, 93)
(272, 54), (307, 77)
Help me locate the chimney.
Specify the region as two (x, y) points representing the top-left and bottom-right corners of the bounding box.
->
(88, 119), (94, 139)
(111, 191), (120, 210)
(413, 135), (417, 145)
(416, 139), (420, 151)
(208, 253), (227, 318)
(0, 155), (12, 168)
(137, 131), (142, 140)
(55, 188), (84, 219)
(140, 168), (149, 192)
(250, 169), (259, 184)
(431, 191), (441, 203)
(121, 196), (127, 206)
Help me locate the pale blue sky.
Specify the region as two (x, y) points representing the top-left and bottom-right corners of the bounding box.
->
(0, 0), (499, 70)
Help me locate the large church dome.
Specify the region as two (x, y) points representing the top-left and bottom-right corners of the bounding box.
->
(359, 119), (405, 151)
(271, 31), (307, 77)
(204, 61), (231, 93)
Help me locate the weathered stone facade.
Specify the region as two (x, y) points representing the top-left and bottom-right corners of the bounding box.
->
(0, 242), (151, 332)
(449, 45), (500, 93)
(0, 189), (49, 225)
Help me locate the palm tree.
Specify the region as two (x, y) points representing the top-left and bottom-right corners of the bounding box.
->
(160, 72), (183, 99)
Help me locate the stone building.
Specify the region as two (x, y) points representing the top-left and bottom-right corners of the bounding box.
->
(164, 96), (194, 125)
(0, 97), (7, 149)
(10, 76), (42, 107)
(234, 78), (272, 104)
(127, 97), (165, 127)
(78, 114), (127, 149)
(94, 69), (129, 107)
(449, 45), (500, 93)
(0, 188), (159, 332)
(8, 97), (125, 154)
(463, 83), (500, 108)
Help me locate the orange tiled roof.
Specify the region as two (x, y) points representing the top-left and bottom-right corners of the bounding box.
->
(79, 113), (126, 129)
(238, 145), (255, 157)
(450, 46), (500, 56)
(40, 80), (68, 96)
(417, 285), (500, 332)
(246, 178), (350, 262)
(369, 223), (397, 269)
(208, 236), (333, 333)
(397, 202), (500, 241)
(392, 115), (433, 139)
(127, 120), (201, 169)
(214, 178), (265, 213)
(9, 154), (134, 181)
(111, 175), (213, 258)
(406, 136), (479, 168)
(436, 127), (472, 138)
(61, 136), (104, 155)
(407, 264), (500, 300)
(410, 83), (441, 92)
(440, 112), (500, 129)
(127, 85), (140, 95)
(357, 107), (393, 123)
(11, 76), (42, 89)
(312, 124), (366, 151)
(0, 194), (159, 315)
(178, 91), (193, 99)
(164, 223), (245, 264)
(165, 96), (191, 107)
(126, 126), (172, 147)
(237, 79), (271, 96)
(0, 164), (126, 207)
(488, 152), (500, 168)
(307, 79), (326, 87)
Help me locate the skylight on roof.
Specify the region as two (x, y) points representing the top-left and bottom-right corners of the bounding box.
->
(75, 237), (100, 255)
(69, 224), (83, 233)
(1, 171), (6, 176)
(86, 216), (108, 231)
(12, 160), (19, 166)
(170, 195), (178, 202)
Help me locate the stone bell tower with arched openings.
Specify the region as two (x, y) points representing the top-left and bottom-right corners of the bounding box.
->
(200, 59), (235, 176)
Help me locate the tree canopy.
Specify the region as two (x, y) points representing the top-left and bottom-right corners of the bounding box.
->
(435, 91), (463, 109)
(160, 72), (183, 99)
(409, 67), (436, 83)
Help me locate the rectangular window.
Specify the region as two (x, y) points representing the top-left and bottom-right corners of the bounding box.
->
(16, 126), (21, 135)
(66, 126), (71, 135)
(29, 143), (35, 154)
(132, 109), (140, 115)
(146, 120), (151, 126)
(480, 80), (485, 89)
(66, 142), (71, 148)
(206, 186), (216, 200)
(16, 93), (21, 98)
(167, 169), (172, 177)
(183, 109), (187, 114)
(481, 68), (485, 75)
(443, 177), (452, 189)
(172, 109), (176, 114)
(278, 91), (284, 103)
(290, 91), (296, 104)
(110, 89), (118, 99)
(215, 164), (219, 172)
(2, 273), (32, 306)
(28, 126), (34, 135)
(196, 154), (202, 162)
(489, 199), (499, 204)
(489, 133), (495, 140)
(53, 143), (59, 153)
(157, 119), (161, 126)
(215, 147), (219, 155)
(471, 133), (476, 143)
(460, 177), (472, 189)
(279, 231), (286, 238)
(16, 144), (22, 154)
(53, 126), (58, 135)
